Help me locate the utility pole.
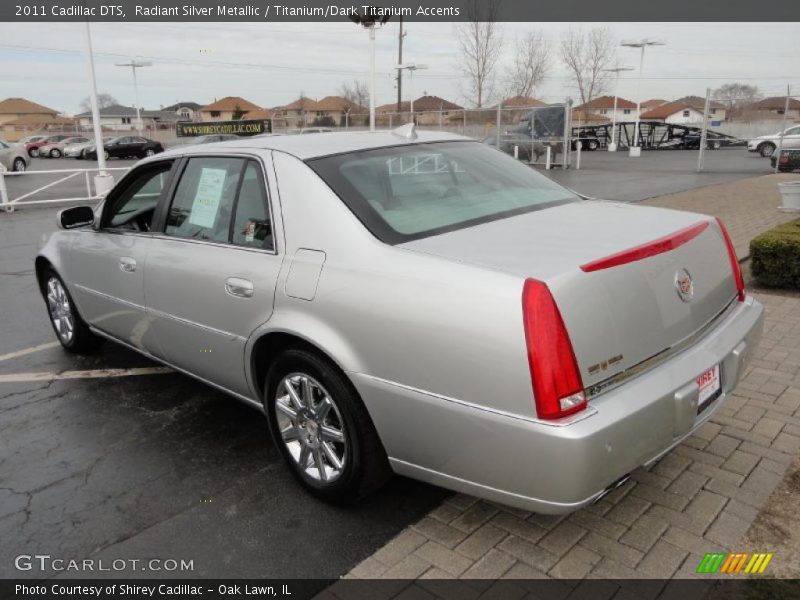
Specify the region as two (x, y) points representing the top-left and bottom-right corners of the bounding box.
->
(775, 85), (791, 173)
(115, 58), (152, 136)
(602, 66), (634, 152)
(621, 39), (665, 157)
(396, 17), (405, 112)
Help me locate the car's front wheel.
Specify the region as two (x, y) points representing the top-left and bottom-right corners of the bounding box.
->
(50, 149), (62, 158)
(264, 348), (390, 503)
(759, 142), (776, 158)
(29, 148), (39, 158)
(144, 148), (156, 157)
(43, 270), (102, 354)
(12, 158), (26, 172)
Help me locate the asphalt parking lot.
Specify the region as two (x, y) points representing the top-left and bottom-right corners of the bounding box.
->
(546, 146), (774, 202)
(0, 207), (447, 581)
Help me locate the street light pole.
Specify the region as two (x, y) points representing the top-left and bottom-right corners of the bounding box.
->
(621, 39), (665, 157)
(602, 66), (634, 152)
(115, 58), (152, 136)
(82, 22), (113, 194)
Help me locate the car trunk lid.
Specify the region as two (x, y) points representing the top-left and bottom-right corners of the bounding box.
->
(400, 201), (739, 392)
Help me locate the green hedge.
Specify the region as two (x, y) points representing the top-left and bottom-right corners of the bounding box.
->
(750, 218), (800, 289)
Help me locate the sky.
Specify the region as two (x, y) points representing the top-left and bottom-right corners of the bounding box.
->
(0, 21), (798, 115)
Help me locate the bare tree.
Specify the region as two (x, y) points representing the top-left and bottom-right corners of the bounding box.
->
(713, 83), (762, 114)
(338, 80), (369, 109)
(560, 27), (616, 105)
(505, 30), (550, 99)
(456, 0), (502, 108)
(79, 93), (118, 112)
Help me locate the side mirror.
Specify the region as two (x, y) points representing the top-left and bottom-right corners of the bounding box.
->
(58, 206), (95, 230)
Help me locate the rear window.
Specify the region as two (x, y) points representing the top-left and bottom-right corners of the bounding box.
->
(307, 141), (578, 244)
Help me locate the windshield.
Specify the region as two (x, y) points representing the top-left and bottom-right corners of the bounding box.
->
(307, 141), (578, 244)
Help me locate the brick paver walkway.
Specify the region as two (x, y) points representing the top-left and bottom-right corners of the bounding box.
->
(334, 175), (800, 587)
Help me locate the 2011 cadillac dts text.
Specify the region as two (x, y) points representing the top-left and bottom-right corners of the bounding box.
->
(36, 130), (763, 513)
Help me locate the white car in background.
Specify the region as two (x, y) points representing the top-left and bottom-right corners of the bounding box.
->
(748, 125), (800, 157)
(0, 138), (29, 172)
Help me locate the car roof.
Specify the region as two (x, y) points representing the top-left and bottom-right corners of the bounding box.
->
(155, 129), (471, 162)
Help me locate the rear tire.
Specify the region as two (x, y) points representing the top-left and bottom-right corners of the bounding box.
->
(264, 347), (391, 504)
(12, 158), (26, 172)
(43, 269), (103, 354)
(29, 148), (39, 158)
(50, 149), (62, 158)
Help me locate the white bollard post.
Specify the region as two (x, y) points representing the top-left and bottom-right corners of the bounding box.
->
(94, 173), (115, 196)
(514, 145), (519, 159)
(546, 146), (552, 170)
(576, 141), (582, 170)
(0, 164), (11, 213)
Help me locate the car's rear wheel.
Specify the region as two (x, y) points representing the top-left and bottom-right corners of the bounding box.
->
(144, 148), (156, 157)
(103, 150), (110, 160)
(43, 270), (102, 354)
(759, 142), (776, 158)
(264, 348), (390, 503)
(12, 158), (26, 172)
(29, 148), (39, 158)
(50, 149), (62, 158)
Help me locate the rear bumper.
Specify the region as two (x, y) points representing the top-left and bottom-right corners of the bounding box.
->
(353, 295), (764, 514)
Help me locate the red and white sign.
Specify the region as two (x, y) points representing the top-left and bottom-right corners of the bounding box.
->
(697, 364), (720, 407)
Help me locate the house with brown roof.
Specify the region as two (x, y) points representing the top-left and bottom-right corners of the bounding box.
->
(745, 97), (800, 120)
(641, 99), (667, 109)
(376, 95), (464, 126)
(271, 97), (324, 127)
(574, 95), (640, 123)
(198, 97), (261, 122)
(0, 97), (60, 126)
(640, 96), (726, 124)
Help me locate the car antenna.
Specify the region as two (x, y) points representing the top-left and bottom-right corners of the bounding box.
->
(391, 123), (417, 140)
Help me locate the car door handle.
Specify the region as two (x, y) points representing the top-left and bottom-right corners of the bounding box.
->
(225, 277), (254, 298)
(119, 257), (137, 273)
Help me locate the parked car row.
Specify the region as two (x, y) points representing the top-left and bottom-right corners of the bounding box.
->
(0, 138), (29, 171)
(748, 125), (800, 157)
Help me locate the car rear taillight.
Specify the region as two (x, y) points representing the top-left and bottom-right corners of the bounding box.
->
(715, 217), (745, 302)
(522, 279), (586, 420)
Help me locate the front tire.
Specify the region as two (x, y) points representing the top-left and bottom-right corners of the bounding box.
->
(50, 149), (62, 158)
(43, 270), (102, 354)
(29, 148), (39, 158)
(264, 348), (390, 503)
(759, 142), (776, 158)
(144, 148), (156, 157)
(12, 158), (26, 172)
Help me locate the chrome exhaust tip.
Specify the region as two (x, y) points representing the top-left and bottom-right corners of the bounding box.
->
(593, 474), (631, 504)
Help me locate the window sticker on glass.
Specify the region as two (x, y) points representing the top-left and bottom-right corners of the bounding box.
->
(189, 167), (227, 228)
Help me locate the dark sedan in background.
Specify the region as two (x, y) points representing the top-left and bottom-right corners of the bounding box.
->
(84, 136), (164, 160)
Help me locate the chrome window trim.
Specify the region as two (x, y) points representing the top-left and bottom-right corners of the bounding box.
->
(159, 152), (279, 255)
(146, 232), (278, 256)
(586, 295), (740, 400)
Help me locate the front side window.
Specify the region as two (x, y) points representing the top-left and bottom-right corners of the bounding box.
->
(308, 141), (578, 244)
(164, 157), (273, 250)
(103, 162), (173, 230)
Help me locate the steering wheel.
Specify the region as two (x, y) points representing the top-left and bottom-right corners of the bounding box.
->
(116, 206), (154, 231)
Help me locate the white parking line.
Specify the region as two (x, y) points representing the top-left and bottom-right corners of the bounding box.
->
(0, 341), (61, 363)
(0, 367), (173, 384)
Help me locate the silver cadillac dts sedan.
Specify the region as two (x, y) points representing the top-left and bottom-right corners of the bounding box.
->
(36, 128), (763, 513)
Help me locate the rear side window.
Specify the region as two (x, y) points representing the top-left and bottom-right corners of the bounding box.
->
(165, 157), (273, 250)
(307, 141), (578, 244)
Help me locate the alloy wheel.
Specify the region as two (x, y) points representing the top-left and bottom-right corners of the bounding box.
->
(145, 149), (155, 157)
(274, 373), (347, 483)
(13, 158), (25, 172)
(46, 277), (74, 344)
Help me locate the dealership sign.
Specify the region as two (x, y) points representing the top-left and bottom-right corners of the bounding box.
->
(176, 119), (271, 137)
